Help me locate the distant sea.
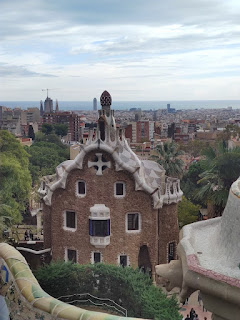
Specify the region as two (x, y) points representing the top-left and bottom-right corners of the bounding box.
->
(1, 100), (240, 111)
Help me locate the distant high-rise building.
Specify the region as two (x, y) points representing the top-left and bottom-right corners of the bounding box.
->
(44, 96), (53, 113)
(55, 99), (59, 112)
(93, 97), (97, 111)
(40, 101), (44, 116)
(167, 103), (176, 114)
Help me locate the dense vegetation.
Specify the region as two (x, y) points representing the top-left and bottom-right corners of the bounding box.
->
(178, 196), (200, 228)
(41, 123), (68, 137)
(0, 129), (69, 234)
(152, 142), (184, 178)
(26, 132), (69, 184)
(0, 130), (31, 224)
(181, 141), (240, 216)
(34, 262), (181, 320)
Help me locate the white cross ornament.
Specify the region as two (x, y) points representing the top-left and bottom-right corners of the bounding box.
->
(88, 153), (111, 175)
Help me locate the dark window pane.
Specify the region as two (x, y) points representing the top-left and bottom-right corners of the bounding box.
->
(120, 255), (127, 267)
(127, 213), (139, 230)
(89, 219), (110, 237)
(94, 252), (101, 263)
(66, 211), (76, 228)
(68, 249), (76, 263)
(116, 183), (124, 195)
(168, 242), (175, 263)
(78, 181), (85, 194)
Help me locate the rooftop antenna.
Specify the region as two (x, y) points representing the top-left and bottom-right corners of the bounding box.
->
(42, 88), (58, 98)
(42, 88), (51, 98)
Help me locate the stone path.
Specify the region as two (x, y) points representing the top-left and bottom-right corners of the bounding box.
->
(179, 291), (212, 320)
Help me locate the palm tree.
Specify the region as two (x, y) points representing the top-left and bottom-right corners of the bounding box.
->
(195, 141), (240, 215)
(152, 142), (184, 178)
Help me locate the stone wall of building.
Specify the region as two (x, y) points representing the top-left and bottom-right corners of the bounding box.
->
(158, 203), (179, 264)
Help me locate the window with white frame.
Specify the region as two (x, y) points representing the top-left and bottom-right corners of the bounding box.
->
(77, 180), (86, 196)
(119, 254), (129, 267)
(64, 211), (76, 230)
(66, 249), (77, 263)
(92, 252), (102, 264)
(114, 182), (125, 197)
(126, 213), (140, 232)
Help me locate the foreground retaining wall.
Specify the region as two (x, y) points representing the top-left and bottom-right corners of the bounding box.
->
(0, 243), (138, 320)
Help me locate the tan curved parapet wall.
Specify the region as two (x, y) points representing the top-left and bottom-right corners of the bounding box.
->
(156, 178), (240, 320)
(0, 243), (139, 320)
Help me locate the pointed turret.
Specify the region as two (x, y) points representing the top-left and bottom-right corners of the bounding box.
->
(98, 90), (116, 140)
(40, 100), (44, 116)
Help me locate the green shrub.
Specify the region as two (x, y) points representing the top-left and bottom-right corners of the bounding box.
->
(34, 262), (181, 319)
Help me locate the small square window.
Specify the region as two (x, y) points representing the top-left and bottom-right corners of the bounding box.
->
(127, 213), (139, 231)
(67, 249), (77, 263)
(66, 211), (76, 229)
(94, 252), (101, 263)
(78, 181), (86, 195)
(115, 182), (125, 197)
(119, 255), (128, 267)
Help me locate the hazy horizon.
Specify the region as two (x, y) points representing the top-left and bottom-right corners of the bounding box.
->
(1, 99), (240, 111)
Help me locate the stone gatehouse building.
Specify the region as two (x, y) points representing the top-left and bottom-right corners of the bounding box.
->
(39, 91), (182, 279)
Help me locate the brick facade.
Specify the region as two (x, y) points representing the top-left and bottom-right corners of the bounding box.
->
(43, 150), (179, 273)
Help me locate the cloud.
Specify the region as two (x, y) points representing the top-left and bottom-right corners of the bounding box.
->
(0, 64), (56, 77)
(0, 0), (240, 100)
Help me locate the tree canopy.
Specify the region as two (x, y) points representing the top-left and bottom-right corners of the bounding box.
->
(0, 130), (31, 223)
(152, 142), (184, 178)
(178, 196), (200, 228)
(34, 262), (181, 320)
(41, 123), (68, 137)
(26, 133), (69, 184)
(181, 141), (240, 215)
(195, 142), (240, 210)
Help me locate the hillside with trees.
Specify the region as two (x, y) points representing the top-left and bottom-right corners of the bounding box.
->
(26, 132), (70, 185)
(0, 130), (31, 224)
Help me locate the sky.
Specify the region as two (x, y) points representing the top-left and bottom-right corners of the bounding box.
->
(1, 0), (240, 101)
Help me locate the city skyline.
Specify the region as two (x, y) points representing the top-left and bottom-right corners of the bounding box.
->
(1, 0), (240, 101)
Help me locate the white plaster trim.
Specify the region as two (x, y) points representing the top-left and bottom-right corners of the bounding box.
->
(16, 248), (51, 255)
(63, 210), (77, 232)
(40, 131), (182, 209)
(125, 212), (141, 234)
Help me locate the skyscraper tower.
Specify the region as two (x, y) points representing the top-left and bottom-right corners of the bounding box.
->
(55, 99), (59, 112)
(44, 96), (53, 113)
(93, 97), (97, 111)
(40, 100), (44, 116)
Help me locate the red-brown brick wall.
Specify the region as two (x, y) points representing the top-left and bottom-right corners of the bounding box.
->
(43, 150), (179, 269)
(158, 203), (179, 264)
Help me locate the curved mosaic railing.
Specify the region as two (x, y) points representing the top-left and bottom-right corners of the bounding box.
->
(0, 243), (139, 320)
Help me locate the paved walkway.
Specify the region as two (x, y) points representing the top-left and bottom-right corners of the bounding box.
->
(179, 291), (212, 320)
